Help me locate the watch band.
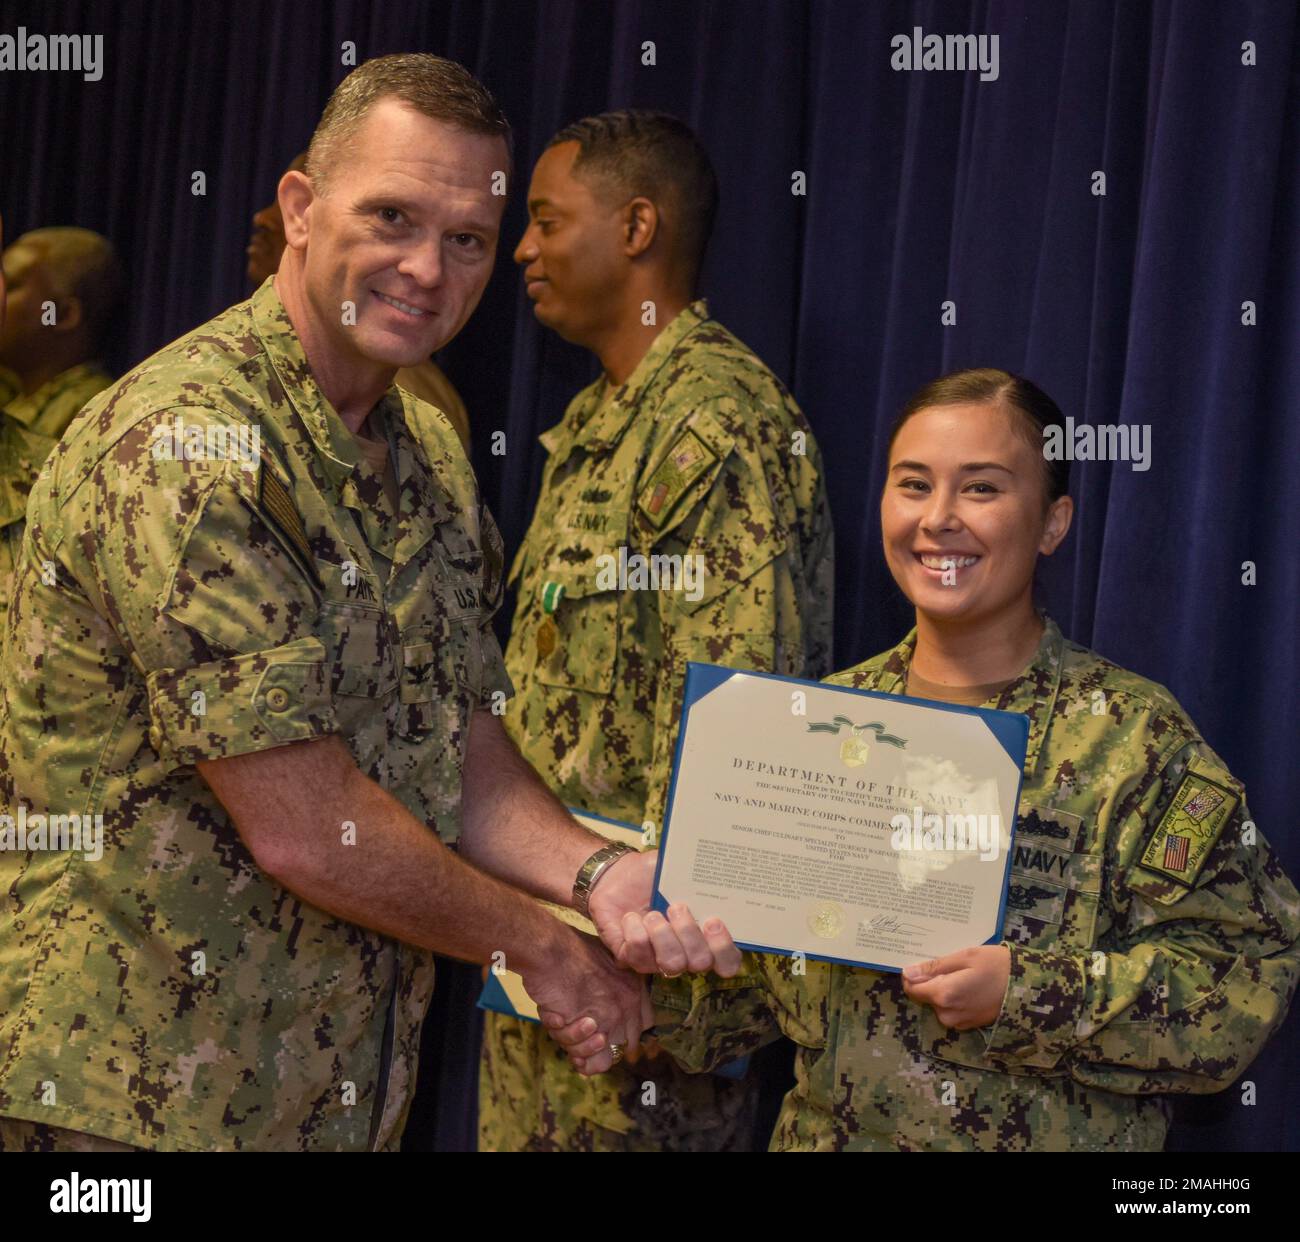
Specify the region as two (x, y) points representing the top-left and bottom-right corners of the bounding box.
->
(573, 842), (634, 920)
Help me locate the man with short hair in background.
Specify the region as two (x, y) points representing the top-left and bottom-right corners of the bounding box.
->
(478, 110), (834, 1152)
(0, 226), (121, 620)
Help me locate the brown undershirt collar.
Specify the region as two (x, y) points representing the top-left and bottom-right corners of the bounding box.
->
(904, 667), (1016, 707)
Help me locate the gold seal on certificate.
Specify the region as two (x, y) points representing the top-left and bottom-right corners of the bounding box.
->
(808, 901), (844, 938)
(653, 664), (1030, 971)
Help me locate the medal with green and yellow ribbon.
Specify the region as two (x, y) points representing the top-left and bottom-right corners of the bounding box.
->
(536, 580), (565, 659)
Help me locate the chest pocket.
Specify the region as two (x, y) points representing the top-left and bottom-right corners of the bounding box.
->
(319, 600), (398, 699)
(397, 634), (438, 739)
(395, 615), (484, 739)
(911, 803), (1099, 1075)
(528, 562), (620, 696)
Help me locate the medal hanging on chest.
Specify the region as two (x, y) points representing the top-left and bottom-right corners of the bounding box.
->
(537, 580), (566, 659)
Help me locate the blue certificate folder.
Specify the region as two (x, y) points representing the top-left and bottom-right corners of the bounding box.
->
(475, 806), (750, 1081)
(651, 662), (1030, 973)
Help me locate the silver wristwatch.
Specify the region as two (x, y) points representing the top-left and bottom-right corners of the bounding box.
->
(572, 842), (634, 919)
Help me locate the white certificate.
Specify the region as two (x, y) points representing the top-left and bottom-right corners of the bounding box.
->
(653, 664), (1029, 971)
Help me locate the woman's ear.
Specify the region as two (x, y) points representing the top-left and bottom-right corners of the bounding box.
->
(1039, 494), (1074, 555)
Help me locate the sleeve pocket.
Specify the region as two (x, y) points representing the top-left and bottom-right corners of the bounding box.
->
(144, 635), (336, 770)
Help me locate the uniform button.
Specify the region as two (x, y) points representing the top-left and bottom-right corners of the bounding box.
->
(148, 725), (163, 752)
(266, 687), (291, 712)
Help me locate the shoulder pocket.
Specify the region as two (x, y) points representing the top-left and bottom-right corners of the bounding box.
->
(636, 428), (726, 534)
(640, 419), (787, 615)
(663, 483), (788, 618)
(1131, 755), (1240, 903)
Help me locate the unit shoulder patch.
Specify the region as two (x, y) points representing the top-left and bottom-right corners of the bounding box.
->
(636, 429), (718, 529)
(1138, 769), (1237, 888)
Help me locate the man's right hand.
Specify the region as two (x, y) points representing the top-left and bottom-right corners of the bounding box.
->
(519, 929), (654, 1076)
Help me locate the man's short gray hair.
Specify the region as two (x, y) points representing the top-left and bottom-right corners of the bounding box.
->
(306, 53), (512, 192)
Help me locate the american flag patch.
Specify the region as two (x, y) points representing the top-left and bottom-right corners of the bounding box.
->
(258, 466), (322, 590)
(1163, 834), (1191, 872)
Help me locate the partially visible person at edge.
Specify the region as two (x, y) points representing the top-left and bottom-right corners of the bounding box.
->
(476, 110), (833, 1153)
(247, 150), (471, 453)
(0, 226), (121, 620)
(0, 54), (738, 1155)
(552, 367), (1300, 1152)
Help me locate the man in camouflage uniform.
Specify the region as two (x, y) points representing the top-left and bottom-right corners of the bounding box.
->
(0, 227), (121, 620)
(478, 112), (834, 1151)
(0, 57), (723, 1154)
(652, 617), (1300, 1149)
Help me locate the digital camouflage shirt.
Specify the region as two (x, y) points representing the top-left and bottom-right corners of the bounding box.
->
(0, 278), (510, 1151)
(0, 361), (112, 620)
(479, 299), (834, 1150)
(654, 617), (1300, 1150)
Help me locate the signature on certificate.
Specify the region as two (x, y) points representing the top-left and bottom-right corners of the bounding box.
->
(865, 913), (931, 936)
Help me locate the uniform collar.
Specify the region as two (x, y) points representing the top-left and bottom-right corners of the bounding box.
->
(2, 362), (107, 429)
(538, 299), (711, 461)
(389, 397), (456, 568)
(250, 278), (452, 570)
(868, 614), (1067, 780)
(251, 277), (363, 492)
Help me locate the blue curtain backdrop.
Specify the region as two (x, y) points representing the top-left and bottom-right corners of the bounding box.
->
(2, 0), (1296, 1152)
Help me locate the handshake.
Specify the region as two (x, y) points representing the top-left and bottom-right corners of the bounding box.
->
(516, 848), (741, 1075)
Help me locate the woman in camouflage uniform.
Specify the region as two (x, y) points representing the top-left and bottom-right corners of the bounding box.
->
(631, 368), (1300, 1151)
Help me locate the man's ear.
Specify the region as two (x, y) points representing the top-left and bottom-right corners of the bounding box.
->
(279, 170), (315, 250)
(53, 294), (84, 334)
(1039, 494), (1074, 556)
(623, 197), (659, 259)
